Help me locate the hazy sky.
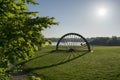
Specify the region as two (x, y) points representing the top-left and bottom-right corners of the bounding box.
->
(28, 0), (120, 38)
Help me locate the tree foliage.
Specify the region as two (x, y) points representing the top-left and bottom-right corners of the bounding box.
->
(0, 0), (58, 79)
(89, 36), (120, 46)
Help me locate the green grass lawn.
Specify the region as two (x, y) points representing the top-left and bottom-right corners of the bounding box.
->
(22, 46), (120, 80)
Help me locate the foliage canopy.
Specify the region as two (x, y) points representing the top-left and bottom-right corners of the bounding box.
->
(0, 0), (58, 79)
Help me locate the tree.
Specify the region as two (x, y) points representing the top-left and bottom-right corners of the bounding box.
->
(107, 36), (119, 46)
(0, 0), (58, 79)
(90, 37), (109, 45)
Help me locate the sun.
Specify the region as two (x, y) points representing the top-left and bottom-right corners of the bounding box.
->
(97, 8), (107, 16)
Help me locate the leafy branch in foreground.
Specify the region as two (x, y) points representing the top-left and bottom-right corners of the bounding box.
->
(0, 0), (58, 79)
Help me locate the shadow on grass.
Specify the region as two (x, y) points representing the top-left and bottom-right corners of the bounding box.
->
(23, 51), (89, 73)
(14, 50), (90, 76)
(17, 52), (51, 66)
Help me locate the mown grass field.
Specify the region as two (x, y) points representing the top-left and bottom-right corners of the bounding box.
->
(22, 46), (120, 80)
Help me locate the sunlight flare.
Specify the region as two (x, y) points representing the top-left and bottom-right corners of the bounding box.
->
(97, 8), (107, 16)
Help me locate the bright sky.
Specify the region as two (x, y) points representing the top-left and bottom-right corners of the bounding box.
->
(28, 0), (120, 38)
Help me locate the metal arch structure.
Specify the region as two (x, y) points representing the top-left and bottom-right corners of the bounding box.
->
(56, 33), (91, 52)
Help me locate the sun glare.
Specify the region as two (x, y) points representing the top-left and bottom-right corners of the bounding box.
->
(97, 8), (107, 16)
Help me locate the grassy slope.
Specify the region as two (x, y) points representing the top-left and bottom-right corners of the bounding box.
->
(23, 46), (120, 80)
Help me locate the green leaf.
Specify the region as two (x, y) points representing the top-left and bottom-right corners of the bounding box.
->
(21, 4), (27, 10)
(28, 48), (34, 57)
(34, 45), (38, 51)
(18, 37), (25, 41)
(28, 30), (33, 35)
(0, 68), (5, 72)
(12, 3), (20, 10)
(47, 40), (52, 44)
(41, 43), (46, 47)
(31, 12), (37, 16)
(35, 77), (41, 80)
(18, 0), (22, 3)
(22, 53), (28, 60)
(5, 12), (14, 18)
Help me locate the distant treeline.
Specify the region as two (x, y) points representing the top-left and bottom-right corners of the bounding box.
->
(46, 36), (120, 46)
(89, 36), (120, 46)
